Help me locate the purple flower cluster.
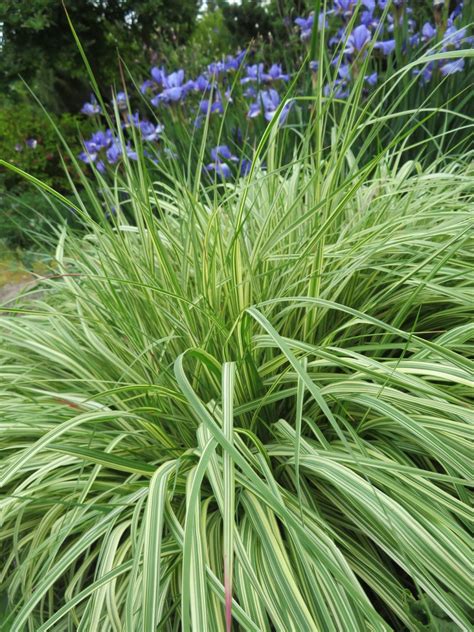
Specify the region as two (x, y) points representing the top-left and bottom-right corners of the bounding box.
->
(78, 51), (292, 177)
(140, 51), (247, 108)
(139, 53), (291, 126)
(204, 145), (252, 180)
(247, 89), (293, 123)
(79, 115), (162, 172)
(75, 1), (470, 180)
(420, 18), (472, 80)
(295, 0), (471, 96)
(81, 95), (102, 116)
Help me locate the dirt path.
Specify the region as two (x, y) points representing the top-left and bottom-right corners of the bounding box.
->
(0, 248), (45, 306)
(0, 280), (37, 304)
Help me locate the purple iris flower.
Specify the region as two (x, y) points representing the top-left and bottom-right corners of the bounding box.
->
(193, 74), (211, 92)
(295, 15), (314, 41)
(261, 89), (282, 120)
(96, 160), (106, 174)
(240, 159), (252, 176)
(139, 121), (164, 142)
(365, 71), (378, 86)
(248, 89), (292, 124)
(362, 0), (376, 11)
(26, 138), (38, 149)
(211, 145), (238, 162)
(333, 0), (375, 18)
(225, 50), (246, 71)
(296, 12), (327, 40)
(225, 57), (239, 72)
(14, 143), (23, 152)
(323, 80), (350, 99)
(333, 0), (351, 15)
(126, 145), (138, 160)
(374, 39), (396, 55)
(79, 150), (97, 164)
(106, 142), (122, 164)
(84, 130), (113, 153)
(208, 61), (226, 76)
(114, 91), (127, 110)
(83, 140), (99, 155)
(338, 63), (352, 81)
(440, 58), (465, 76)
(263, 64), (290, 82)
(205, 146), (239, 180)
(211, 101), (225, 114)
(324, 64), (352, 97)
(80, 129), (115, 166)
(236, 50), (247, 64)
(413, 64), (434, 84)
(345, 25), (372, 55)
(334, 0), (356, 17)
(247, 89), (280, 120)
(124, 112), (141, 128)
(442, 26), (468, 49)
(241, 63), (265, 84)
(199, 98), (224, 115)
(248, 101), (262, 118)
(140, 79), (155, 95)
(360, 10), (379, 29)
(81, 96), (101, 116)
(205, 162), (232, 179)
(165, 69), (186, 92)
(449, 2), (463, 20)
(151, 69), (190, 105)
(309, 60), (319, 72)
(150, 67), (166, 85)
(421, 22), (437, 42)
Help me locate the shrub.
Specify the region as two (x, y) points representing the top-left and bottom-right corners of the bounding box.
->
(0, 104), (93, 245)
(0, 104), (89, 192)
(0, 73), (472, 629)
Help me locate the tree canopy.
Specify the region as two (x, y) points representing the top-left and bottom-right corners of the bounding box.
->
(0, 0), (201, 111)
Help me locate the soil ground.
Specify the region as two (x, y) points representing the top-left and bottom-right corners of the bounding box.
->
(0, 246), (45, 304)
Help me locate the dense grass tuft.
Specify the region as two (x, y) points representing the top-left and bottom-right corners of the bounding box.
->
(0, 63), (473, 629)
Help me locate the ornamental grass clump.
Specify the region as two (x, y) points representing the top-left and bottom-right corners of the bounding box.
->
(0, 48), (473, 630)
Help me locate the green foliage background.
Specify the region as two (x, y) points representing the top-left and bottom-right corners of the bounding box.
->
(0, 0), (201, 112)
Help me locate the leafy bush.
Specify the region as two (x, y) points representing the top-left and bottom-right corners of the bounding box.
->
(0, 104), (91, 190)
(0, 104), (92, 245)
(0, 68), (472, 629)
